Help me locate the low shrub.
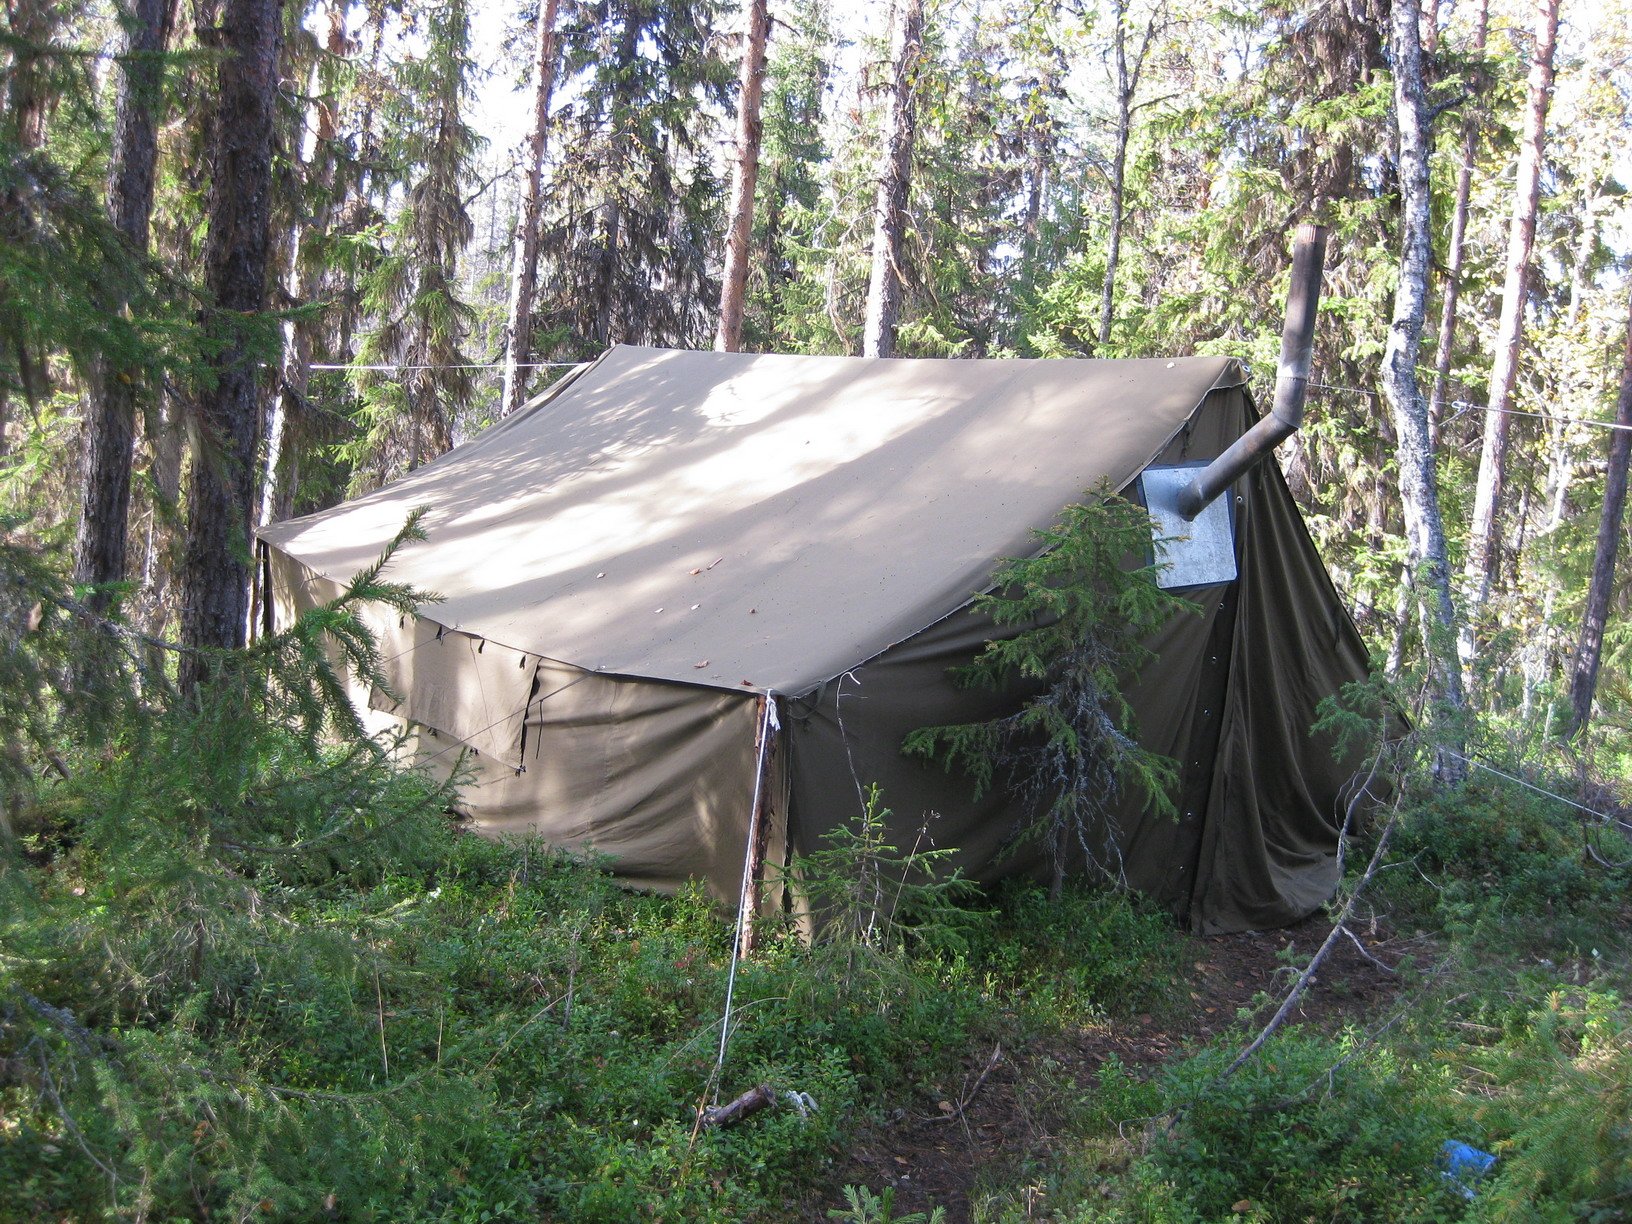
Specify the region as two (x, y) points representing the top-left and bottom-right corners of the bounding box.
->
(1374, 780), (1632, 953)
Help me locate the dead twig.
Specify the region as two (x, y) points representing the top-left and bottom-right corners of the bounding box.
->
(1338, 925), (1397, 975)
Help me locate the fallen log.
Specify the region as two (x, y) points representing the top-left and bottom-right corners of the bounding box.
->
(700, 1083), (777, 1129)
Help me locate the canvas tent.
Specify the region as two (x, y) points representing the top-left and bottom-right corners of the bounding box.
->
(259, 344), (1371, 935)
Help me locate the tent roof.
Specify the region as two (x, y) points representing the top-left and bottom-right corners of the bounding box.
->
(260, 345), (1244, 694)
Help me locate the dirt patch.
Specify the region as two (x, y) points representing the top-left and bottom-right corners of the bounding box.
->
(800, 916), (1427, 1223)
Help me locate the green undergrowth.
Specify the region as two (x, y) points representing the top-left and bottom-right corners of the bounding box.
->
(0, 738), (1187, 1222)
(0, 520), (1192, 1222)
(1370, 778), (1632, 956)
(970, 769), (1632, 1223)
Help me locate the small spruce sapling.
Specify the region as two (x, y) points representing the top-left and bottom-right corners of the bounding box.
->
(787, 784), (978, 992)
(903, 488), (1192, 898)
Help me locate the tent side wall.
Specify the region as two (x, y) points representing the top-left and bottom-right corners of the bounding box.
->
(781, 386), (1370, 932)
(264, 549), (773, 904)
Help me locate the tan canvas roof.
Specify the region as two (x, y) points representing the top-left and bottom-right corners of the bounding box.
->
(260, 345), (1244, 694)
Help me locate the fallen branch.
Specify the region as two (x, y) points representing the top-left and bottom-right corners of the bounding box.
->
(933, 1042), (1003, 1123)
(1220, 790), (1403, 1081)
(699, 1082), (777, 1129)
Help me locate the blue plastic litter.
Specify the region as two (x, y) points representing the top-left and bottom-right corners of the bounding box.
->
(1441, 1140), (1497, 1198)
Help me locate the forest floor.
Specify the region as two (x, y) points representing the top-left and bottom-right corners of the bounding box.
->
(803, 916), (1426, 1222)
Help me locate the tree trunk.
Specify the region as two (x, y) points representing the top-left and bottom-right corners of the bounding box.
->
(714, 0), (770, 354)
(1097, 1), (1158, 351)
(1519, 185), (1604, 719)
(178, 0), (282, 693)
(1383, 0), (1466, 780)
(862, 0), (924, 360)
(500, 0), (561, 414)
(261, 1), (347, 526)
(0, 0), (65, 460)
(138, 388), (185, 642)
(1460, 0), (1560, 661)
(72, 0), (175, 609)
(1097, 59), (1130, 351)
(1566, 296), (1632, 738)
(1425, 0), (1488, 449)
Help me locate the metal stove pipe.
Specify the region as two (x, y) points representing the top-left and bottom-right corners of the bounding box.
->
(1176, 223), (1328, 521)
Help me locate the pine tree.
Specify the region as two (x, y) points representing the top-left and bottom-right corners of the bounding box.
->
(261, 0), (350, 525)
(715, 0), (771, 353)
(178, 0), (283, 690)
(904, 491), (1189, 898)
(742, 0), (835, 350)
(72, 0), (176, 608)
(1462, 0), (1561, 666)
(499, 0), (562, 415)
(1425, 0), (1489, 446)
(862, 0), (925, 358)
(1567, 296), (1632, 737)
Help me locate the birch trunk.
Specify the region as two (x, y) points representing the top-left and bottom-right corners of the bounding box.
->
(179, 0), (282, 691)
(862, 0), (924, 359)
(1425, 0), (1488, 449)
(72, 0), (175, 608)
(1461, 0), (1561, 661)
(500, 0), (560, 415)
(1383, 0), (1466, 779)
(1566, 296), (1632, 738)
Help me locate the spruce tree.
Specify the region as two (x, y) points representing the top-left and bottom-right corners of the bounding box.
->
(530, 0), (732, 357)
(347, 0), (481, 489)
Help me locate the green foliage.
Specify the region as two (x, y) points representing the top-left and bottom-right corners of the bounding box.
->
(531, 0), (732, 358)
(344, 0), (482, 490)
(1371, 777), (1632, 954)
(960, 879), (1185, 1026)
(1138, 1029), (1464, 1223)
(10, 527), (1180, 1220)
(0, 134), (191, 411)
(829, 1182), (948, 1223)
(1464, 988), (1632, 1221)
(904, 488), (1192, 894)
(789, 783), (981, 963)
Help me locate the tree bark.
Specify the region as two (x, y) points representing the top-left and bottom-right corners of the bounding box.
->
(1383, 0), (1466, 779)
(714, 0), (770, 354)
(72, 0), (175, 609)
(1566, 296), (1632, 738)
(0, 0), (66, 460)
(1461, 0), (1560, 660)
(178, 0), (282, 692)
(261, 1), (347, 526)
(500, 0), (560, 414)
(1097, 1), (1159, 352)
(1425, 0), (1488, 450)
(862, 0), (924, 360)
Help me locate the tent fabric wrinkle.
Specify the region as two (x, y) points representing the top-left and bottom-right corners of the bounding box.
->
(260, 345), (1370, 934)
